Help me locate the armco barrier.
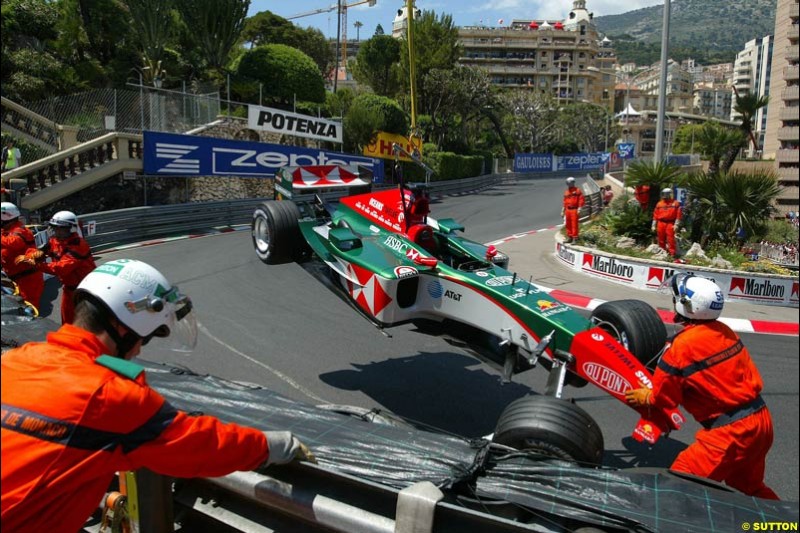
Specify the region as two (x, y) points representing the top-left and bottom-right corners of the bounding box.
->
(78, 172), (602, 253)
(554, 238), (799, 308)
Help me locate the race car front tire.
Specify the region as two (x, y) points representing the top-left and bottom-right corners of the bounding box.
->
(252, 200), (304, 264)
(590, 299), (666, 371)
(493, 395), (604, 466)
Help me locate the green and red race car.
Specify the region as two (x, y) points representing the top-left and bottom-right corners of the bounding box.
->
(252, 164), (685, 465)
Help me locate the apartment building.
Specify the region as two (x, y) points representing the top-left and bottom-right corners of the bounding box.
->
(635, 60), (695, 113)
(763, 0), (799, 217)
(731, 36), (774, 154)
(454, 0), (616, 111)
(693, 81), (733, 119)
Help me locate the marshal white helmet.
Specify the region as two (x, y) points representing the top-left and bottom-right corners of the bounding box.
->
(1, 202), (20, 222)
(566, 177), (576, 186)
(661, 187), (673, 197)
(75, 259), (197, 352)
(669, 273), (724, 321)
(49, 210), (79, 232)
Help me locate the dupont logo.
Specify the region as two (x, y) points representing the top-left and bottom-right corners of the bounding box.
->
(729, 277), (786, 301)
(646, 266), (676, 288)
(582, 253), (634, 283)
(556, 243), (576, 265)
(155, 142), (200, 173)
(582, 362), (632, 395)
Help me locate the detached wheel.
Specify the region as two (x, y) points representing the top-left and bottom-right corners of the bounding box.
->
(591, 300), (666, 371)
(493, 395), (604, 466)
(252, 201), (304, 264)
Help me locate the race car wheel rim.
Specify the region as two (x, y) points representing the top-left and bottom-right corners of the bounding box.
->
(254, 215), (271, 253)
(591, 318), (630, 352)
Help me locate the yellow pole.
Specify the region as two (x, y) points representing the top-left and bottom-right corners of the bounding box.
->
(406, 0), (417, 133)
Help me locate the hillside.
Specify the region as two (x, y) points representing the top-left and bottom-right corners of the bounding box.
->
(593, 0), (777, 65)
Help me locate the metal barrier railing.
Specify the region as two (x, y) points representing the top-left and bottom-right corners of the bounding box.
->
(78, 171), (607, 253)
(79, 173), (528, 251)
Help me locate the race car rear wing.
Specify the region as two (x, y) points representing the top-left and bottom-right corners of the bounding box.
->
(274, 165), (373, 202)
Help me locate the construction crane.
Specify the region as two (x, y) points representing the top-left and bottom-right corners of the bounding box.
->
(286, 0), (376, 69)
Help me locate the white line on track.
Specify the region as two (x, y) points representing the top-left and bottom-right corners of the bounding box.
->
(197, 322), (330, 404)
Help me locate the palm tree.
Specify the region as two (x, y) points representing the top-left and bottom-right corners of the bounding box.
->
(354, 20), (364, 41)
(694, 121), (746, 175)
(720, 89), (769, 171)
(685, 169), (780, 245)
(623, 159), (685, 212)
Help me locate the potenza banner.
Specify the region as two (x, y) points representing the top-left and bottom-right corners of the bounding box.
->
(143, 131), (383, 179)
(248, 105), (343, 143)
(554, 242), (799, 308)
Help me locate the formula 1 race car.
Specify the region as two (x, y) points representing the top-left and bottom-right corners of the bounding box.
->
(252, 163), (685, 465)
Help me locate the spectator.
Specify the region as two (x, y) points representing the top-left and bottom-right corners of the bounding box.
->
(602, 185), (614, 207)
(625, 274), (778, 499)
(19, 211), (96, 324)
(634, 184), (650, 210)
(1, 139), (22, 172)
(2, 202), (44, 308)
(1, 259), (315, 532)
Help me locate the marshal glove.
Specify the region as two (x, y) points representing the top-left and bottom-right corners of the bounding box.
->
(262, 431), (316, 466)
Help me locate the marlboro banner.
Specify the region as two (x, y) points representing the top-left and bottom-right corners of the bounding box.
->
(363, 132), (422, 161)
(554, 242), (798, 308)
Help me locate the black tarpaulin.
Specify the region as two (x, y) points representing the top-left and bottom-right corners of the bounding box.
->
(142, 361), (798, 532)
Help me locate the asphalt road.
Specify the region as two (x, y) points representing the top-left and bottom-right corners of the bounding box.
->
(80, 177), (799, 502)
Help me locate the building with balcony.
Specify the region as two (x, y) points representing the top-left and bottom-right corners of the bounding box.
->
(764, 0), (799, 217)
(455, 0), (615, 111)
(693, 81), (733, 119)
(731, 36), (774, 155)
(633, 60), (695, 113)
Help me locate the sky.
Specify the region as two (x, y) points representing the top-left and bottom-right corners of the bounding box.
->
(248, 0), (667, 39)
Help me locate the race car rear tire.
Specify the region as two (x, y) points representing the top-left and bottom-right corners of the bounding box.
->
(493, 395), (604, 466)
(252, 201), (304, 264)
(590, 299), (666, 371)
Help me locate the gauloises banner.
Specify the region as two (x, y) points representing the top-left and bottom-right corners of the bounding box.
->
(555, 242), (799, 308)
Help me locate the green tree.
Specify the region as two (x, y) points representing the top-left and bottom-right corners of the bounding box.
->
(684, 170), (780, 245)
(721, 89), (770, 170)
(623, 160), (685, 213)
(499, 90), (560, 153)
(374, 24), (385, 36)
(398, 10), (460, 117)
(354, 20), (363, 41)
(123, 0), (176, 82)
(1, 0), (80, 101)
(241, 11), (333, 78)
(693, 121), (746, 175)
(344, 93), (408, 151)
(351, 35), (400, 97)
(233, 44), (325, 106)
(559, 103), (615, 153)
(176, 0), (249, 74)
(671, 123), (705, 154)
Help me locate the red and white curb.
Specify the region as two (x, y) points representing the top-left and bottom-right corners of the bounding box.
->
(488, 226), (798, 337)
(539, 287), (798, 337)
